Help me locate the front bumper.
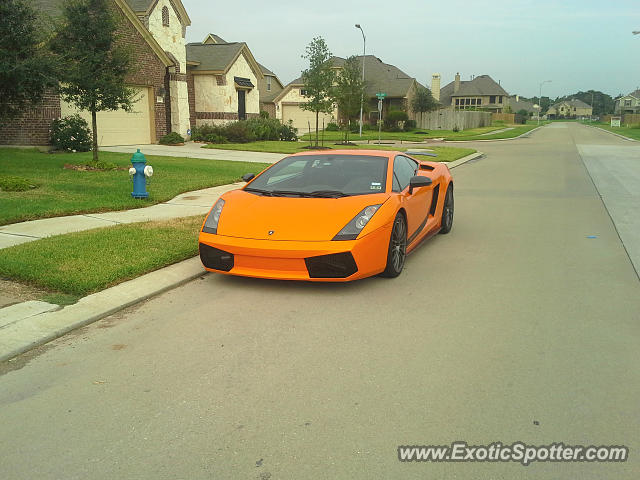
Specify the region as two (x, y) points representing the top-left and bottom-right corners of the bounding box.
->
(198, 224), (392, 282)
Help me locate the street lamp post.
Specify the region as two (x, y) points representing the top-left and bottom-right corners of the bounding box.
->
(538, 80), (552, 125)
(355, 24), (366, 137)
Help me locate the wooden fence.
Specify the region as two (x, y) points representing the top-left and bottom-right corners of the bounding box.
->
(415, 110), (492, 131)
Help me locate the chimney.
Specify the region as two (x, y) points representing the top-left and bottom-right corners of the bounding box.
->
(454, 72), (460, 93)
(431, 73), (441, 101)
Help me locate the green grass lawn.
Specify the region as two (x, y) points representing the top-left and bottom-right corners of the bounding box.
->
(299, 126), (504, 142)
(0, 148), (270, 225)
(591, 124), (640, 141)
(203, 141), (475, 161)
(0, 216), (204, 297)
(445, 124), (541, 141)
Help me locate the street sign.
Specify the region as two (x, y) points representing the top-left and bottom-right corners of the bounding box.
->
(378, 100), (383, 112)
(376, 93), (386, 99)
(611, 117), (621, 127)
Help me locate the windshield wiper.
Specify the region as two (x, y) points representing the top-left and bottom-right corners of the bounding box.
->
(244, 187), (274, 196)
(307, 190), (350, 198)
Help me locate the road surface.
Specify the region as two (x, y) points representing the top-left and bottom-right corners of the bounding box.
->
(1, 123), (639, 479)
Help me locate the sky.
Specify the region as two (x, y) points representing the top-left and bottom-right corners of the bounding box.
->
(182, 0), (640, 99)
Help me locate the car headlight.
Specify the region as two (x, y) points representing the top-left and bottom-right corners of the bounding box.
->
(333, 204), (381, 241)
(202, 198), (225, 234)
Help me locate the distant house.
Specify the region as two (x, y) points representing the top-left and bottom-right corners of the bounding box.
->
(614, 90), (640, 114)
(186, 34), (264, 126)
(271, 55), (422, 131)
(436, 74), (509, 113)
(508, 95), (536, 115)
(547, 99), (592, 119)
(257, 64), (284, 118)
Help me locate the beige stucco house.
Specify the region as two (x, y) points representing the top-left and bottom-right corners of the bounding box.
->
(258, 64), (284, 118)
(186, 34), (263, 126)
(547, 99), (592, 118)
(615, 89), (640, 114)
(272, 77), (338, 133)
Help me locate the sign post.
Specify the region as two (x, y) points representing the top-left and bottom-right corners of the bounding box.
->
(376, 93), (386, 144)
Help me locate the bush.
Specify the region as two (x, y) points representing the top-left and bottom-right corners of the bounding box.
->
(403, 119), (417, 131)
(204, 133), (227, 144)
(326, 122), (339, 131)
(0, 175), (37, 192)
(159, 132), (185, 145)
(279, 120), (298, 141)
(452, 125), (460, 132)
(191, 124), (226, 142)
(50, 115), (92, 152)
(259, 110), (270, 119)
(383, 110), (408, 131)
(223, 121), (256, 143)
(245, 117), (282, 141)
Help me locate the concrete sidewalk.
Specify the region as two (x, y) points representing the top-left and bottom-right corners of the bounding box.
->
(0, 182), (242, 249)
(101, 142), (285, 164)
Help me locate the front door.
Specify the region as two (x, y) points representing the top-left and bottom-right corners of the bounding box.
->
(237, 90), (246, 120)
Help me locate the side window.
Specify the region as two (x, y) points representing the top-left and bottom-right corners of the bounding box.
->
(392, 156), (417, 192)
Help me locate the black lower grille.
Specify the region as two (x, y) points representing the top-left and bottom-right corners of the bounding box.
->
(199, 243), (234, 272)
(305, 252), (358, 278)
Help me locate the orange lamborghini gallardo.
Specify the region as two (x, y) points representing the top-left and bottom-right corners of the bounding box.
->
(198, 150), (454, 281)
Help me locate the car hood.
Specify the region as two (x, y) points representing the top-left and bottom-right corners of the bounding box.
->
(216, 189), (390, 241)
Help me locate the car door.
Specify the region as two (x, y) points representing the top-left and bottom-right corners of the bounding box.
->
(392, 155), (433, 241)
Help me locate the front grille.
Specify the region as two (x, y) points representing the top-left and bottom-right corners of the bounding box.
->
(199, 243), (234, 272)
(305, 252), (358, 278)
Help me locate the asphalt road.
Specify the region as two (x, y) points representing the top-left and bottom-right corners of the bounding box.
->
(1, 123), (639, 479)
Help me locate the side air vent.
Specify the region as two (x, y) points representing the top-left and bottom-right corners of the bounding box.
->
(429, 184), (440, 216)
(419, 163), (435, 171)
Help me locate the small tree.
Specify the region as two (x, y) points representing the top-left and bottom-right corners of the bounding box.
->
(410, 86), (437, 128)
(300, 37), (335, 147)
(333, 56), (367, 143)
(51, 0), (136, 163)
(0, 0), (57, 121)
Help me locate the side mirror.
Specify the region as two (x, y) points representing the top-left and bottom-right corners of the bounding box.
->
(408, 175), (432, 194)
(242, 173), (255, 182)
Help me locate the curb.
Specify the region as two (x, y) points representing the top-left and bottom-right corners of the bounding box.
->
(0, 257), (205, 362)
(445, 124), (545, 143)
(585, 124), (638, 142)
(447, 151), (484, 169)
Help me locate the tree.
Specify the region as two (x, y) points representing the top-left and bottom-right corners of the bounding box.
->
(51, 0), (136, 162)
(333, 56), (367, 143)
(410, 86), (437, 128)
(300, 37), (335, 147)
(0, 0), (57, 121)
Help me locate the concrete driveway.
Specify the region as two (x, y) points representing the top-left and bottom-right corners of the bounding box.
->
(1, 123), (639, 479)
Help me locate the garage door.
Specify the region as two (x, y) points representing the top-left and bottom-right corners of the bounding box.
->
(282, 104), (334, 134)
(60, 87), (153, 146)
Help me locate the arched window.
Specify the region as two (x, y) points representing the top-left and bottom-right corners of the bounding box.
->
(162, 6), (169, 27)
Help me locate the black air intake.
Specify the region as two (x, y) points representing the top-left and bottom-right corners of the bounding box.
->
(305, 252), (358, 278)
(199, 243), (234, 272)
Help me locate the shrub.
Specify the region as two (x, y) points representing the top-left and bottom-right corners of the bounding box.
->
(191, 124), (226, 142)
(279, 120), (298, 141)
(50, 115), (92, 152)
(259, 110), (270, 119)
(205, 133), (227, 144)
(223, 121), (256, 143)
(383, 110), (408, 131)
(0, 175), (37, 192)
(245, 117), (282, 141)
(403, 119), (417, 131)
(452, 125), (460, 132)
(159, 132), (185, 145)
(326, 122), (339, 131)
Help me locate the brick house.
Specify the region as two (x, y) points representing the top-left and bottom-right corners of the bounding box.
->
(547, 99), (592, 119)
(0, 0), (191, 146)
(436, 74), (510, 113)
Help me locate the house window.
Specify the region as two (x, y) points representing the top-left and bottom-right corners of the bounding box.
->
(162, 6), (169, 27)
(465, 98), (470, 105)
(216, 76), (226, 86)
(490, 95), (496, 104)
(300, 89), (307, 96)
(455, 99), (460, 106)
(267, 76), (271, 91)
(477, 98), (482, 106)
(498, 96), (503, 104)
(471, 98), (476, 105)
(624, 100), (632, 106)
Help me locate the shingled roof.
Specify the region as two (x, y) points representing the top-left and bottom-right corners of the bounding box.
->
(549, 98), (592, 110)
(439, 74), (509, 106)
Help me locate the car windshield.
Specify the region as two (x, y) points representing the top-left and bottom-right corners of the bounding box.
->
(245, 154), (388, 197)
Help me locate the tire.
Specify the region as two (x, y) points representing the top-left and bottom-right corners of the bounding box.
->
(381, 213), (407, 278)
(439, 184), (454, 234)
